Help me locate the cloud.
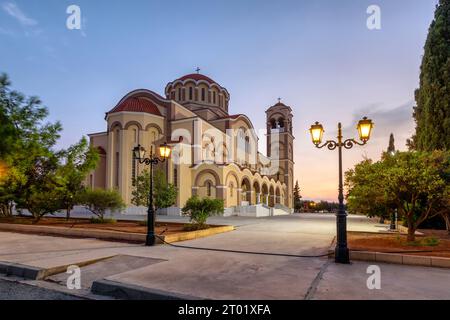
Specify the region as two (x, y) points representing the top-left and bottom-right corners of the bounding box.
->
(341, 101), (415, 149)
(2, 2), (37, 27)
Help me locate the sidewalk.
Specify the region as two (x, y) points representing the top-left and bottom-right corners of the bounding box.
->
(1, 214), (446, 300)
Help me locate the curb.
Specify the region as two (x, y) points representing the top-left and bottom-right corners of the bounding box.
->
(0, 223), (234, 244)
(327, 249), (450, 268)
(91, 279), (204, 300)
(350, 250), (450, 268)
(0, 261), (45, 279)
(0, 256), (114, 280)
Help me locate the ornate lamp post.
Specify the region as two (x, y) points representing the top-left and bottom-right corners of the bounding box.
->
(309, 117), (374, 264)
(133, 142), (171, 246)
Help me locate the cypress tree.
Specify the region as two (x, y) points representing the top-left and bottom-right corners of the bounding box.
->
(387, 133), (396, 155)
(413, 0), (450, 151)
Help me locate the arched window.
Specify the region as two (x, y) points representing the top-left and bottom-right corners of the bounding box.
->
(131, 150), (137, 186)
(206, 181), (212, 197)
(189, 87), (193, 100)
(213, 91), (216, 104)
(270, 119), (277, 129)
(173, 167), (178, 187)
(245, 136), (250, 154)
(178, 87), (182, 100)
(229, 183), (234, 197)
(201, 88), (205, 101)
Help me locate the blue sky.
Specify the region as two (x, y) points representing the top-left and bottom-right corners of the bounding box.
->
(0, 0), (439, 200)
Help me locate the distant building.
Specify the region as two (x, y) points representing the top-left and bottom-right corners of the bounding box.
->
(87, 73), (295, 216)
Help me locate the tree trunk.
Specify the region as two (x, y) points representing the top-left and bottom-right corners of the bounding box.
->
(66, 207), (71, 221)
(443, 214), (450, 235)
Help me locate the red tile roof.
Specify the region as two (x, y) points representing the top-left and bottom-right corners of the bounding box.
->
(177, 73), (217, 84)
(108, 97), (162, 116)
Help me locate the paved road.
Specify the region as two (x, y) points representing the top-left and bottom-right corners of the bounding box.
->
(0, 278), (81, 300)
(1, 214), (448, 299)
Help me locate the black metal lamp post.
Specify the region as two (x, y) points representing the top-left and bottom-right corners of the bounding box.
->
(390, 208), (397, 231)
(309, 117), (374, 264)
(133, 142), (171, 246)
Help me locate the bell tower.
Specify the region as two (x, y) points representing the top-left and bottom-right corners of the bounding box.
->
(266, 100), (295, 208)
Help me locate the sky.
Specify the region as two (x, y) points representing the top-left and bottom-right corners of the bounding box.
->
(0, 0), (439, 201)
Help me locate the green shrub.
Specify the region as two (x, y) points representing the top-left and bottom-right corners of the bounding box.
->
(79, 189), (125, 221)
(423, 236), (440, 246)
(182, 196), (224, 228)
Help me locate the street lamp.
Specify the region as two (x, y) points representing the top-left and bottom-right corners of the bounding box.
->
(309, 117), (374, 264)
(133, 142), (171, 246)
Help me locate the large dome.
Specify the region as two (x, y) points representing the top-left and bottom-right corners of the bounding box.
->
(176, 73), (217, 85)
(165, 73), (230, 116)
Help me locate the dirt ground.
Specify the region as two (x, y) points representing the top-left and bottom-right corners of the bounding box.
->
(0, 216), (195, 235)
(348, 232), (450, 258)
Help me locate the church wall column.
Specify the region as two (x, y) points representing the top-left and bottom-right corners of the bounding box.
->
(119, 129), (129, 204)
(216, 185), (226, 201)
(106, 131), (114, 190)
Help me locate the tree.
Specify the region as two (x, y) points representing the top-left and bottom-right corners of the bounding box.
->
(0, 73), (62, 219)
(345, 159), (391, 222)
(346, 151), (449, 241)
(387, 133), (396, 155)
(293, 180), (302, 212)
(57, 137), (99, 220)
(182, 196), (224, 229)
(14, 154), (64, 223)
(131, 169), (177, 210)
(79, 189), (125, 221)
(412, 0), (450, 151)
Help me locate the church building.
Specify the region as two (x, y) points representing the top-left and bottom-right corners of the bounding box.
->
(87, 72), (295, 216)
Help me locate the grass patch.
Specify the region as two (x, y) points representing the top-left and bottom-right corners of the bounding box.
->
(407, 236), (440, 247)
(89, 217), (117, 224)
(183, 223), (210, 231)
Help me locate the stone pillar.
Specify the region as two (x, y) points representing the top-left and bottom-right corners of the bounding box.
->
(119, 129), (129, 203)
(106, 131), (114, 189)
(256, 193), (261, 204)
(236, 188), (242, 206)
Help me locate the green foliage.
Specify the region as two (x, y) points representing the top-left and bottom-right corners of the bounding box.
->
(412, 0), (450, 151)
(182, 196), (224, 228)
(57, 137), (99, 219)
(131, 169), (177, 210)
(0, 73), (62, 220)
(407, 236), (440, 247)
(154, 169), (177, 210)
(293, 180), (302, 212)
(13, 147), (64, 223)
(79, 189), (125, 221)
(346, 151), (450, 241)
(131, 169), (150, 207)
